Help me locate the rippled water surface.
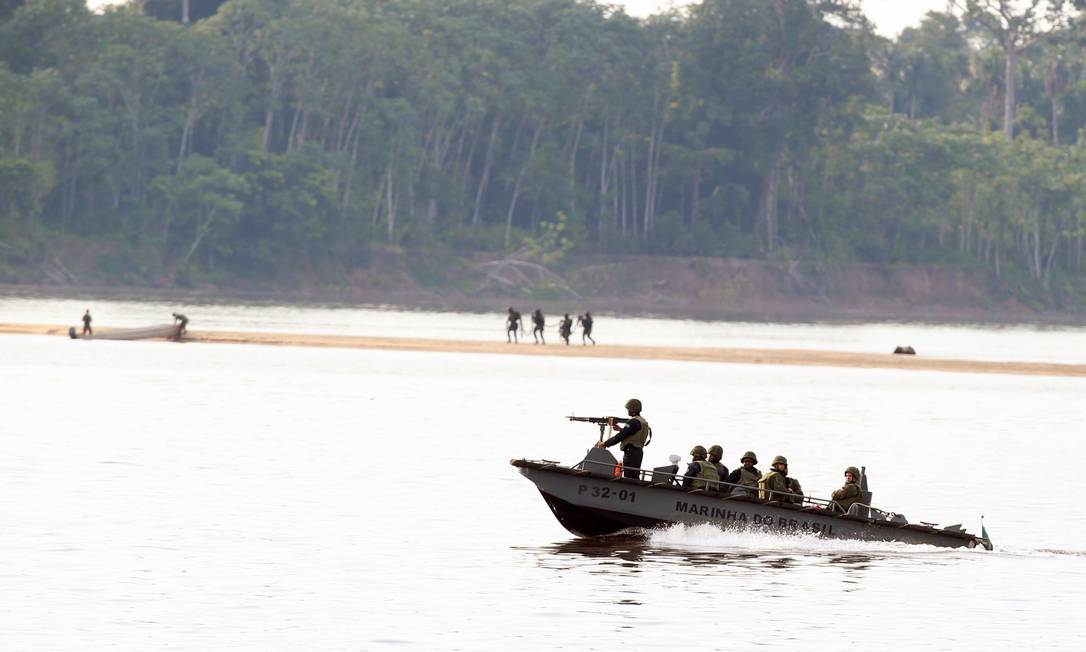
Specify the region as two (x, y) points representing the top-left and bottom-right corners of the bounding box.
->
(1, 297), (1084, 650)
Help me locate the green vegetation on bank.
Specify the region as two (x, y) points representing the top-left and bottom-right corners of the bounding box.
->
(1, 0), (1086, 300)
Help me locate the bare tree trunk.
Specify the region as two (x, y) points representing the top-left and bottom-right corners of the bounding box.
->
(504, 120), (544, 248)
(372, 173), (386, 227)
(178, 100), (198, 169)
(183, 208), (216, 265)
(642, 121), (666, 235)
(568, 113), (583, 217)
(1003, 46), (1017, 140)
(598, 118), (609, 223)
(628, 143), (638, 236)
(1051, 94), (1060, 145)
(385, 166), (396, 240)
(341, 122), (364, 215)
(758, 150), (783, 253)
(286, 108), (301, 153)
(471, 115), (501, 226)
(182, 0), (190, 25)
(1032, 208), (1042, 279)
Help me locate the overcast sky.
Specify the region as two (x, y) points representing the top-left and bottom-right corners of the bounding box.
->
(84, 0), (952, 38)
(618, 0), (950, 36)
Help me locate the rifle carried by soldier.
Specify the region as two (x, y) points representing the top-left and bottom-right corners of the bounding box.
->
(567, 415), (631, 443)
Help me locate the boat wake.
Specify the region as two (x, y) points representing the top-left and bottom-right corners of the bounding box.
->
(647, 523), (1086, 559)
(646, 522), (970, 556)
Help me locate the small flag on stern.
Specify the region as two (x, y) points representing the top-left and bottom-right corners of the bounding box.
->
(981, 516), (992, 547)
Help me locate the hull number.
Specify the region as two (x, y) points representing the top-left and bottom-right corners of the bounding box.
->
(578, 484), (636, 503)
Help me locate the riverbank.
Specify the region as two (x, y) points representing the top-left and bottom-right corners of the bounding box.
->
(4, 323), (1084, 378)
(4, 246), (1086, 325)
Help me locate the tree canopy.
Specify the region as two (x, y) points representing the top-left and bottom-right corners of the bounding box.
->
(2, 0), (1086, 290)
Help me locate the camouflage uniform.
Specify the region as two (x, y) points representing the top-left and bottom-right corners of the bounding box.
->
(832, 482), (863, 512)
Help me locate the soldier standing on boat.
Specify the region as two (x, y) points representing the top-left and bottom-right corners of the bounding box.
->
(558, 313), (573, 345)
(531, 309), (546, 344)
(81, 309), (93, 336)
(831, 466), (863, 512)
(172, 312), (189, 336)
(759, 455), (803, 504)
(725, 451), (760, 495)
(577, 312), (596, 346)
(682, 445), (720, 490)
(505, 307), (523, 343)
(708, 445), (728, 488)
(595, 398), (650, 480)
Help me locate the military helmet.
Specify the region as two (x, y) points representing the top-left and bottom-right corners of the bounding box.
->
(772, 455), (788, 466)
(740, 451), (758, 464)
(845, 466), (860, 477)
(690, 445), (707, 458)
(624, 398), (642, 412)
(708, 444), (723, 457)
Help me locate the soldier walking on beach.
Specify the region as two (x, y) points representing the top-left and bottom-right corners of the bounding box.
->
(81, 309), (93, 336)
(505, 307), (523, 343)
(558, 313), (573, 345)
(577, 311), (596, 346)
(531, 309), (546, 344)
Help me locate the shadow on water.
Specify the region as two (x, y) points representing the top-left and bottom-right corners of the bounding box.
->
(514, 534), (887, 572)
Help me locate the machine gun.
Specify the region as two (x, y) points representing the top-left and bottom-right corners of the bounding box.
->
(567, 415), (631, 442)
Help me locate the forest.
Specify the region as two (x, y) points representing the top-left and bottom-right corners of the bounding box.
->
(3, 0), (1086, 294)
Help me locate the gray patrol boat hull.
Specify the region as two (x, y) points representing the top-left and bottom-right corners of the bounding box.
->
(512, 456), (984, 549)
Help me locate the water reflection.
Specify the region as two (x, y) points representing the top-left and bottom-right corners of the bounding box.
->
(512, 532), (973, 578)
(518, 536), (890, 574)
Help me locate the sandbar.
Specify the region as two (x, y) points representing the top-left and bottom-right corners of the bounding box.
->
(2, 322), (1083, 378)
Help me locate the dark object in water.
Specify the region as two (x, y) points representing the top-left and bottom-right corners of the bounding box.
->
(893, 346), (916, 355)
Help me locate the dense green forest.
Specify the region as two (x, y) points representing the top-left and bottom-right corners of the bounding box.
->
(3, 0), (1086, 291)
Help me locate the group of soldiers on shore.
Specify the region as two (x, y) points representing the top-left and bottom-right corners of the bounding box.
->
(595, 398), (864, 513)
(505, 307), (595, 346)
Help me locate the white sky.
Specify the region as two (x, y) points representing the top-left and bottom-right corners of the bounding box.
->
(620, 0), (950, 36)
(84, 0), (952, 38)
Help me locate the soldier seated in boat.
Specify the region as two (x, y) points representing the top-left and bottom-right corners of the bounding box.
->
(682, 445), (720, 490)
(831, 466), (863, 512)
(708, 445), (728, 487)
(725, 451), (761, 495)
(759, 455), (804, 505)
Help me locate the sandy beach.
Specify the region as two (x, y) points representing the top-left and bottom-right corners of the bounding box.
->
(3, 322), (1084, 378)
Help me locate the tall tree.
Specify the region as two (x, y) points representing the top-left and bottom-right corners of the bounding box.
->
(952, 0), (1070, 139)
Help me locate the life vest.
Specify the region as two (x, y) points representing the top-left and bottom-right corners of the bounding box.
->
(619, 415), (651, 450)
(736, 466), (761, 487)
(758, 470), (789, 501)
(691, 460), (718, 490)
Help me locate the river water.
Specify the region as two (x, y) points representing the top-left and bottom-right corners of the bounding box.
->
(1, 296), (1084, 650)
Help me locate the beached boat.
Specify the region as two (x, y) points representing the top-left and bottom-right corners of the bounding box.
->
(69, 323), (184, 341)
(513, 446), (992, 550)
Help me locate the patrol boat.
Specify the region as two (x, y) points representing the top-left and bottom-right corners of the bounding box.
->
(513, 440), (992, 550)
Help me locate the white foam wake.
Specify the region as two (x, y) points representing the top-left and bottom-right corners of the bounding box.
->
(646, 522), (968, 556)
